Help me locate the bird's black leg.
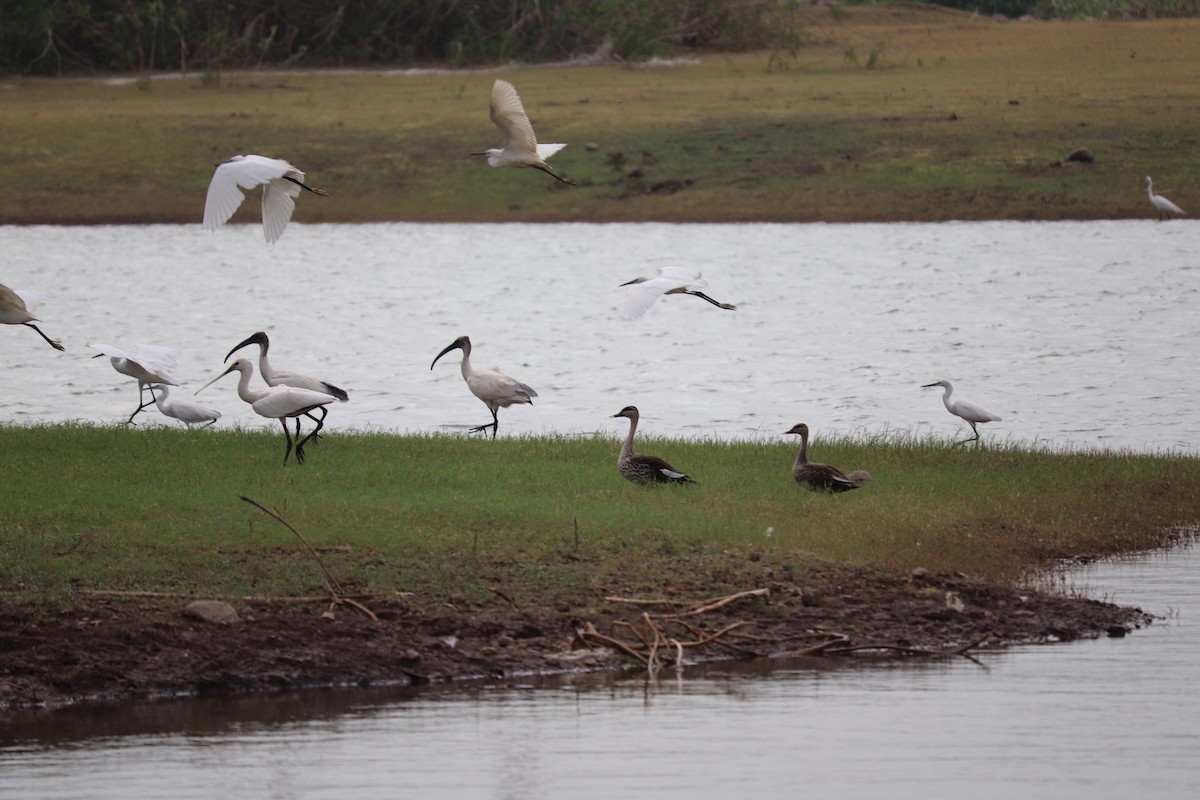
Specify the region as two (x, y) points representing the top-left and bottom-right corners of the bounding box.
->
(125, 388), (156, 425)
(532, 163), (578, 186)
(24, 323), (65, 351)
(295, 411), (325, 463)
(281, 419), (294, 465)
(302, 406), (328, 446)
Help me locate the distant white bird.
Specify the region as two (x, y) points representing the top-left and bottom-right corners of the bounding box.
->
(203, 155), (329, 243)
(197, 358), (335, 464)
(473, 79), (576, 185)
(922, 379), (1002, 443)
(0, 283), (64, 351)
(91, 342), (181, 424)
(430, 335), (538, 439)
(1146, 176), (1185, 220)
(619, 267), (737, 319)
(149, 384), (221, 428)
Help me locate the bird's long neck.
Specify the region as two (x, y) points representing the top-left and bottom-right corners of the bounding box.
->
(256, 345), (276, 383)
(234, 366), (267, 404)
(940, 384), (954, 412)
(621, 415), (639, 459)
(152, 387), (168, 412)
(1147, 179), (1154, 200)
(794, 432), (809, 468)
(458, 349), (475, 382)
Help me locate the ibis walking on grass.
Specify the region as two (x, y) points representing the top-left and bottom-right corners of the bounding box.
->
(430, 335), (538, 439)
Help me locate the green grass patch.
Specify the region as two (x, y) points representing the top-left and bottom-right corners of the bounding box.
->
(2, 423), (1196, 610)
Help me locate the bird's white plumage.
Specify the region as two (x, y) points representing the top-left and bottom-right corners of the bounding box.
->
(201, 358), (333, 420)
(431, 335), (537, 437)
(203, 155), (320, 243)
(620, 267), (709, 319)
(91, 342), (180, 386)
(0, 284), (36, 324)
(150, 385), (221, 427)
(923, 379), (1001, 440)
(1146, 176), (1185, 218)
(226, 332), (349, 401)
(479, 79), (568, 172)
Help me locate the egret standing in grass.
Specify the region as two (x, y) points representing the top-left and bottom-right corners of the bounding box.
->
(783, 423), (859, 493)
(203, 155), (329, 243)
(197, 358), (334, 464)
(430, 335), (538, 439)
(473, 79), (576, 186)
(619, 267), (737, 319)
(91, 342), (181, 424)
(149, 384), (221, 428)
(1, 283), (64, 351)
(610, 405), (695, 485)
(922, 379), (1001, 443)
(225, 331), (348, 441)
(1146, 176), (1185, 220)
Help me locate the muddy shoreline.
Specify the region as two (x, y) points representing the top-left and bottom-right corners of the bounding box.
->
(0, 561), (1147, 713)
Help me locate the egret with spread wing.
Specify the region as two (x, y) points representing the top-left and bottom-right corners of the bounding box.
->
(1, 283), (64, 351)
(619, 267), (736, 319)
(91, 342), (181, 424)
(473, 79), (575, 185)
(203, 155), (329, 243)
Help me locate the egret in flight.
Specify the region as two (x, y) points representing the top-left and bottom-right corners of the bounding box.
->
(149, 385), (221, 428)
(610, 405), (695, 485)
(1146, 176), (1185, 220)
(203, 155), (329, 243)
(1, 283), (64, 351)
(473, 79), (576, 185)
(783, 423), (859, 492)
(619, 267), (737, 319)
(430, 335), (538, 439)
(197, 358), (334, 464)
(922, 379), (1002, 443)
(91, 342), (181, 424)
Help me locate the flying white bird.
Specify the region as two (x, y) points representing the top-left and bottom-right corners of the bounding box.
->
(203, 155), (329, 243)
(610, 405), (695, 485)
(619, 267), (737, 319)
(149, 384), (221, 428)
(430, 335), (538, 439)
(783, 423), (859, 493)
(473, 79), (575, 185)
(922, 379), (1002, 443)
(0, 283), (64, 351)
(91, 342), (181, 424)
(197, 358), (335, 464)
(1146, 176), (1185, 220)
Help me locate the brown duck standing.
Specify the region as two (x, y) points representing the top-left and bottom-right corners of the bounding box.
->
(611, 405), (696, 485)
(784, 423), (859, 492)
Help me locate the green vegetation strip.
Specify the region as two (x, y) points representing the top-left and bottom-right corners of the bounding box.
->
(3, 424), (1196, 610)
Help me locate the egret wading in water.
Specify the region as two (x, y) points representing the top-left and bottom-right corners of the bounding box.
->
(149, 384), (221, 428)
(783, 423), (859, 493)
(203, 155), (329, 243)
(610, 405), (695, 485)
(197, 358), (334, 465)
(922, 379), (1001, 444)
(473, 79), (576, 186)
(1, 283), (64, 351)
(1145, 176), (1185, 220)
(430, 335), (538, 439)
(225, 331), (348, 443)
(619, 267), (737, 319)
(91, 342), (181, 424)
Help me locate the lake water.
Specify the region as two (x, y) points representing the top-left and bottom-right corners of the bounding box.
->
(1, 543), (1196, 799)
(2, 220), (1198, 451)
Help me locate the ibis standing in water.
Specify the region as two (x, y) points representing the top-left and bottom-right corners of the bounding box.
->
(1, 283), (64, 351)
(473, 79), (576, 186)
(1146, 176), (1185, 220)
(618, 267), (737, 319)
(430, 335), (538, 439)
(203, 154), (329, 243)
(783, 423), (859, 493)
(149, 384), (221, 428)
(91, 342), (181, 424)
(197, 358), (334, 464)
(610, 405), (695, 485)
(922, 379), (1002, 443)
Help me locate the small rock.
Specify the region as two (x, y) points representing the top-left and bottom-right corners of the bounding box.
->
(800, 587), (822, 607)
(181, 600), (240, 625)
(910, 567), (929, 581)
(496, 635), (514, 648)
(1066, 147), (1094, 163)
(1106, 625), (1128, 638)
(585, 142), (599, 151)
(555, 601), (571, 613)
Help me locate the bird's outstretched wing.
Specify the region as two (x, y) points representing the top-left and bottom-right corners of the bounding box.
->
(490, 79), (538, 155)
(261, 178), (303, 244)
(203, 155), (296, 231)
(620, 268), (707, 319)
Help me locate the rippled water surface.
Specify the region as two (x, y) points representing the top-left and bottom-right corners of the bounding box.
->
(3, 221), (1197, 449)
(2, 545), (1197, 799)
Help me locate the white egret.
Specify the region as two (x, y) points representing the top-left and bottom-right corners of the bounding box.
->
(619, 267), (737, 319)
(197, 358), (334, 465)
(430, 335), (537, 439)
(1146, 176), (1185, 220)
(91, 342), (181, 424)
(473, 79), (576, 185)
(148, 384), (221, 428)
(203, 155), (329, 243)
(610, 405), (695, 485)
(0, 283), (64, 351)
(783, 423), (859, 493)
(922, 379), (1001, 443)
